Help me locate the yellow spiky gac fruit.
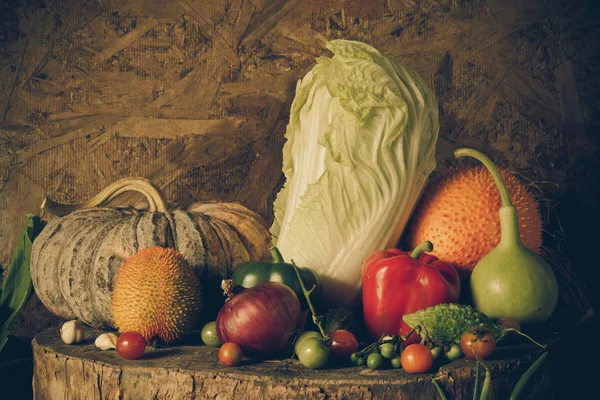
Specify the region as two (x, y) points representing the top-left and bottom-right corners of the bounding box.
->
(404, 166), (543, 276)
(110, 247), (202, 344)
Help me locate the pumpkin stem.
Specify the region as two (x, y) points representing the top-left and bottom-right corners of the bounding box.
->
(41, 177), (169, 216)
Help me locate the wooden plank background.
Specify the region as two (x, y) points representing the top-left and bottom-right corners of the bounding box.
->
(0, 0), (598, 339)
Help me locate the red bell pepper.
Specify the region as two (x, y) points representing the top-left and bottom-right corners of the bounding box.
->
(362, 240), (461, 343)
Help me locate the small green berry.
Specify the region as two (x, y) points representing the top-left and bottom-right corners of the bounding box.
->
(367, 353), (384, 370)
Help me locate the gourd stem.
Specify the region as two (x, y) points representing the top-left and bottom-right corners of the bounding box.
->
(270, 247), (285, 263)
(498, 207), (522, 246)
(454, 148), (522, 246)
(41, 177), (169, 216)
(454, 149), (513, 207)
(410, 240), (434, 259)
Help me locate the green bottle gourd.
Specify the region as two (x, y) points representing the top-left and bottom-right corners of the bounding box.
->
(454, 148), (558, 324)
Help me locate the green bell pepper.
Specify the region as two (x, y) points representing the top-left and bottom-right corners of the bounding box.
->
(231, 247), (320, 307)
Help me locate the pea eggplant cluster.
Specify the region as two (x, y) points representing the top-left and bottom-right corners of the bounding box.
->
(348, 334), (463, 373)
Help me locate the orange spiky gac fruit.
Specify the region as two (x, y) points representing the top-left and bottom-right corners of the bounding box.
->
(404, 166), (543, 276)
(110, 247), (202, 344)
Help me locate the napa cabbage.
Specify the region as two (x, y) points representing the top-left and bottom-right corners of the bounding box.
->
(271, 40), (439, 306)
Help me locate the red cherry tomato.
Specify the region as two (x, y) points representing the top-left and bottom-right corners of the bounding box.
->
(330, 330), (359, 359)
(400, 343), (434, 373)
(116, 331), (146, 360)
(460, 328), (496, 360)
(219, 342), (244, 367)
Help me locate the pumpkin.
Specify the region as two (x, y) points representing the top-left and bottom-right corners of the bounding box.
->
(30, 177), (272, 328)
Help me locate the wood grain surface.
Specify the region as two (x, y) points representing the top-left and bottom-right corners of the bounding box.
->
(0, 0), (598, 342)
(32, 325), (560, 400)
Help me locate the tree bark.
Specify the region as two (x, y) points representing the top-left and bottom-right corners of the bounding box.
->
(33, 326), (561, 400)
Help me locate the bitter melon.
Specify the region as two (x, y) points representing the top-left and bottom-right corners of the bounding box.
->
(403, 303), (505, 347)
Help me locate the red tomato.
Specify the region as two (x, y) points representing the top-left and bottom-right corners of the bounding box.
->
(116, 331), (146, 360)
(400, 343), (433, 373)
(219, 342), (244, 367)
(330, 330), (359, 358)
(460, 328), (496, 360)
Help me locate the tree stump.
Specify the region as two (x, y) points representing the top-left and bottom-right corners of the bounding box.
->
(33, 326), (562, 399)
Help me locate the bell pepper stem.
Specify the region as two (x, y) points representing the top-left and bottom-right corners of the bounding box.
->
(270, 247), (285, 263)
(410, 241), (434, 259)
(291, 259), (330, 341)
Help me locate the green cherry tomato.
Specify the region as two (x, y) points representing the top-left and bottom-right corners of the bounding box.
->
(201, 321), (221, 347)
(390, 356), (402, 369)
(445, 344), (463, 362)
(430, 346), (443, 360)
(294, 331), (322, 354)
(380, 343), (397, 359)
(297, 337), (330, 369)
(367, 353), (384, 370)
(356, 356), (366, 366)
(350, 352), (360, 365)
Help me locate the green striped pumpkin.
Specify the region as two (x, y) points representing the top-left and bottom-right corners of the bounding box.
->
(30, 178), (272, 328)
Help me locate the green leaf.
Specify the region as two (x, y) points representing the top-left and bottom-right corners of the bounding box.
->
(509, 352), (549, 400)
(473, 361), (482, 400)
(0, 214), (46, 353)
(431, 378), (448, 400)
(322, 307), (355, 334)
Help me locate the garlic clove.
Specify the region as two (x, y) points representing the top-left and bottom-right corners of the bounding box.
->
(95, 333), (119, 350)
(60, 320), (85, 344)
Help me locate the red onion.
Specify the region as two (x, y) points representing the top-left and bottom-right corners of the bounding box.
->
(216, 282), (301, 354)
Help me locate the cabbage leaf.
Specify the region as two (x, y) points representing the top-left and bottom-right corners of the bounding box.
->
(271, 40), (439, 306)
